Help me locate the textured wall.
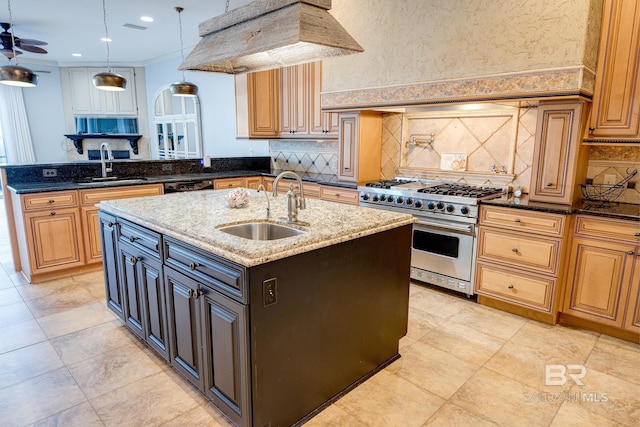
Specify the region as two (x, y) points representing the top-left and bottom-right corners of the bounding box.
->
(323, 0), (602, 93)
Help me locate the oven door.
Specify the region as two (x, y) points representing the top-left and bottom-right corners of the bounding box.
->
(411, 218), (475, 282)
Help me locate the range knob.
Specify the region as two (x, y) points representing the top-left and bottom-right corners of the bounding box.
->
(396, 196), (404, 204)
(414, 200), (423, 209)
(405, 197), (414, 206)
(372, 195), (380, 202)
(427, 202), (436, 210)
(446, 204), (455, 213)
(387, 195), (395, 203)
(460, 206), (470, 215)
(362, 194), (370, 201)
(436, 202), (445, 210)
(380, 195), (387, 202)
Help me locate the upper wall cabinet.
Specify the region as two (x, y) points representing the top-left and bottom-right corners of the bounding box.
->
(587, 0), (640, 142)
(235, 69), (280, 139)
(67, 68), (138, 116)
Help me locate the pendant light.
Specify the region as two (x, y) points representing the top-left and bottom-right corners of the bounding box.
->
(93, 0), (126, 91)
(169, 7), (198, 97)
(0, 0), (38, 87)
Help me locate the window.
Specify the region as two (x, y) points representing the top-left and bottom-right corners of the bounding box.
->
(153, 86), (202, 159)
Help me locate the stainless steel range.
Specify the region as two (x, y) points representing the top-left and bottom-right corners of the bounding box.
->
(358, 179), (505, 296)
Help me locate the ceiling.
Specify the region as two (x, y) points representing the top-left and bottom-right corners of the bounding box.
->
(0, 0), (254, 67)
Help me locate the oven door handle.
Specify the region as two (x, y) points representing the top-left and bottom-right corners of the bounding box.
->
(416, 221), (474, 235)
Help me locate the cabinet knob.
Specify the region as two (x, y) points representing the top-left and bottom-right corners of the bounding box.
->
(508, 284), (514, 289)
(635, 232), (640, 237)
(335, 193), (340, 197)
(514, 218), (521, 223)
(187, 289), (193, 298)
(627, 251), (635, 255)
(546, 183), (554, 187)
(189, 261), (199, 270)
(48, 199), (55, 203)
(129, 256), (140, 264)
(129, 236), (139, 243)
(193, 289), (203, 299)
(107, 221), (114, 227)
(50, 212), (56, 216)
(511, 248), (518, 253)
(588, 127), (595, 131)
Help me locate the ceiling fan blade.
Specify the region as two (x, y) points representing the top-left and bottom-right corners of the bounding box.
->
(1, 47), (22, 59)
(19, 44), (47, 54)
(18, 38), (47, 46)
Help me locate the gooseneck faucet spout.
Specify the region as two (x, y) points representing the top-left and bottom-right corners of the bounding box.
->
(99, 142), (113, 179)
(272, 171), (307, 225)
(256, 184), (270, 219)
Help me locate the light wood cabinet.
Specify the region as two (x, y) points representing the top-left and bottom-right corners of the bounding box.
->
(263, 176), (321, 200)
(529, 101), (589, 204)
(337, 111), (383, 183)
(588, 0), (640, 141)
(280, 62), (338, 138)
(319, 186), (359, 205)
(475, 205), (568, 323)
(67, 67), (138, 115)
(235, 70), (280, 138)
(561, 215), (640, 339)
(214, 176), (263, 190)
(263, 177), (357, 204)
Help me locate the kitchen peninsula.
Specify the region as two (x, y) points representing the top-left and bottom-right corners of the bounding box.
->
(97, 189), (414, 427)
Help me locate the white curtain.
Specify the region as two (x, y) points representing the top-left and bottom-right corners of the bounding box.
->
(0, 84), (36, 164)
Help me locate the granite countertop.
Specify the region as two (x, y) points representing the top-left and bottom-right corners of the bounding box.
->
(98, 189), (416, 267)
(482, 195), (640, 221)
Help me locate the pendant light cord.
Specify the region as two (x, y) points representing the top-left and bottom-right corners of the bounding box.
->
(7, 0), (19, 65)
(101, 0), (112, 72)
(225, 0), (230, 13)
(177, 7), (186, 81)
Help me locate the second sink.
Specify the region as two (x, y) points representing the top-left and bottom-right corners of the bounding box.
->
(217, 222), (306, 241)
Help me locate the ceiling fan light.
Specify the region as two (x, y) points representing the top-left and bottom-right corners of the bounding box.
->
(93, 71), (126, 91)
(0, 64), (38, 87)
(170, 81), (198, 97)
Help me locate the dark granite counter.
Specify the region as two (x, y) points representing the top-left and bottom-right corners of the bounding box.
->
(482, 194), (640, 221)
(266, 170), (357, 189)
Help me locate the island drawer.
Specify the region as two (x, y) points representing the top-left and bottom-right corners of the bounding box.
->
(477, 228), (561, 275)
(163, 237), (246, 303)
(475, 262), (554, 311)
(479, 205), (565, 236)
(21, 190), (79, 211)
(118, 219), (162, 257)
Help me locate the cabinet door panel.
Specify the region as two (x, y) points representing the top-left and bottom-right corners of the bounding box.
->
(164, 267), (203, 389)
(338, 114), (357, 180)
(623, 257), (640, 332)
(203, 288), (249, 425)
(118, 243), (145, 339)
(99, 213), (123, 319)
(247, 70), (279, 138)
(81, 207), (102, 264)
(25, 208), (84, 271)
(563, 238), (634, 327)
(141, 257), (168, 361)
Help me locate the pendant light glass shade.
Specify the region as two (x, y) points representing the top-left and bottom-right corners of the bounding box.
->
(93, 71), (126, 91)
(0, 0), (38, 87)
(93, 0), (126, 92)
(170, 6), (198, 97)
(0, 64), (38, 87)
(169, 80), (197, 96)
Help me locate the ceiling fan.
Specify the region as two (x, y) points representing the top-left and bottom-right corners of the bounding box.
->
(0, 22), (47, 60)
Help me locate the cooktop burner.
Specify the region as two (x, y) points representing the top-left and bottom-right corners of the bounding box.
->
(365, 179), (412, 189)
(417, 183), (503, 198)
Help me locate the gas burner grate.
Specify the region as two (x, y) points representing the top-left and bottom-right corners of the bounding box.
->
(365, 179), (412, 189)
(417, 183), (503, 198)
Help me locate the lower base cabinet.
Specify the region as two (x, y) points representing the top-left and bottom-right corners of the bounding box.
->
(102, 212), (411, 427)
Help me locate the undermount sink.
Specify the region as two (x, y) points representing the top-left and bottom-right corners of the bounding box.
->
(217, 222), (306, 241)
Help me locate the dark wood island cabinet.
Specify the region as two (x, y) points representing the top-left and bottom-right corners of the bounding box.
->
(98, 190), (414, 426)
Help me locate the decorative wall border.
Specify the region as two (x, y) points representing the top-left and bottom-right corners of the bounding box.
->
(321, 66), (596, 111)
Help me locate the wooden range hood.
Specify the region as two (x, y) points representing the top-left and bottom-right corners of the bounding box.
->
(179, 0), (363, 74)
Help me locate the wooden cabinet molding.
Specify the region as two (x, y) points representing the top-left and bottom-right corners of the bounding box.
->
(587, 0), (640, 141)
(236, 70), (280, 138)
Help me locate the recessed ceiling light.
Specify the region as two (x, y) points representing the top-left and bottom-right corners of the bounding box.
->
(100, 37), (112, 42)
(140, 16), (153, 22)
(72, 53), (82, 57)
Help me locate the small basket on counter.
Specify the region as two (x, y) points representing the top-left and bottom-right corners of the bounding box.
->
(580, 169), (637, 203)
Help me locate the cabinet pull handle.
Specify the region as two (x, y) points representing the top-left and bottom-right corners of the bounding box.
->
(335, 193), (340, 197)
(129, 236), (139, 243)
(129, 256), (140, 264)
(511, 248), (518, 253)
(48, 199), (55, 203)
(193, 289), (203, 299)
(514, 218), (521, 223)
(546, 183), (553, 187)
(635, 232), (640, 237)
(50, 212), (56, 216)
(627, 251), (635, 255)
(107, 221), (114, 227)
(189, 261), (199, 270)
(508, 284), (514, 289)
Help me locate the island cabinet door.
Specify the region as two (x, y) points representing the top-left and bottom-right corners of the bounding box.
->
(164, 267), (204, 390)
(99, 212), (123, 320)
(139, 256), (169, 362)
(118, 242), (145, 340)
(201, 287), (250, 427)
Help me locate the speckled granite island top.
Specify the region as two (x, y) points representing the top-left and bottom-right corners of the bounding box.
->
(98, 189), (416, 267)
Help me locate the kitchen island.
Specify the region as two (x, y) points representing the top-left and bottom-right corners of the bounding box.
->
(97, 189), (414, 427)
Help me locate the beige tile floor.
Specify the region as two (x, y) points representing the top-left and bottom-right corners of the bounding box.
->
(0, 201), (639, 426)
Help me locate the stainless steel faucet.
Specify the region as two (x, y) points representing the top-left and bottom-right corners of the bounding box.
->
(256, 184), (270, 219)
(272, 171), (308, 225)
(99, 142), (113, 179)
